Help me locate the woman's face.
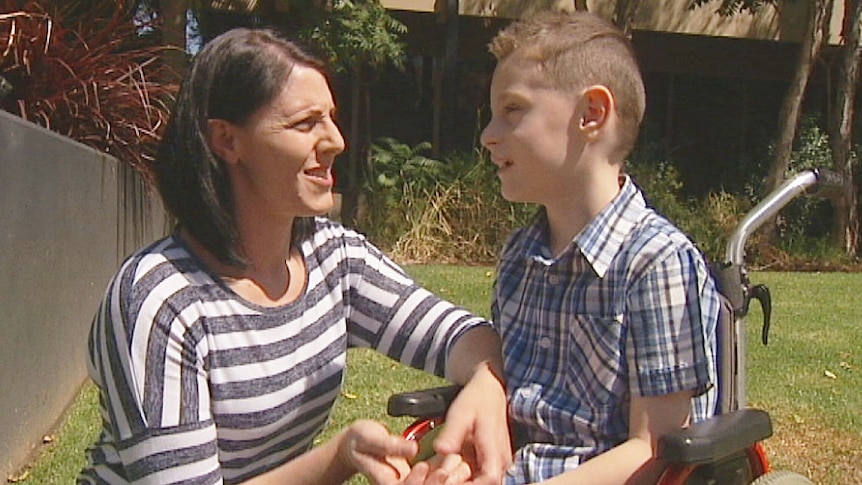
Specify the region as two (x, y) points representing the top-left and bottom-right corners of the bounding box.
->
(216, 64), (345, 223)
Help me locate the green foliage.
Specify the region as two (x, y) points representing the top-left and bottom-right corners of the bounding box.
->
(627, 144), (749, 262)
(367, 137), (446, 192)
(357, 140), (535, 263)
(628, 116), (857, 268)
(769, 116), (836, 254)
(300, 0), (406, 73)
(358, 138), (445, 248)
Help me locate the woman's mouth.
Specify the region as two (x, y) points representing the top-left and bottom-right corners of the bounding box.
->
(305, 167), (333, 186)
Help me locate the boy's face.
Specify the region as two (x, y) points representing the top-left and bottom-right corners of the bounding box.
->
(480, 53), (585, 206)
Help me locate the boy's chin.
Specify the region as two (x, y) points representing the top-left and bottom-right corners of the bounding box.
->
(500, 188), (529, 204)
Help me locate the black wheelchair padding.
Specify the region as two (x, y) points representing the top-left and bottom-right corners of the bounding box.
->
(387, 384), (462, 418)
(657, 408), (773, 465)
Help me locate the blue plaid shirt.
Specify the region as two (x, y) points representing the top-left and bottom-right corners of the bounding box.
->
(493, 176), (720, 484)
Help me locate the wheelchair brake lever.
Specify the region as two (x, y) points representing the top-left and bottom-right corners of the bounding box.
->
(749, 284), (772, 345)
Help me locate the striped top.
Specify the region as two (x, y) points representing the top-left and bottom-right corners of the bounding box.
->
(494, 177), (720, 484)
(78, 218), (490, 484)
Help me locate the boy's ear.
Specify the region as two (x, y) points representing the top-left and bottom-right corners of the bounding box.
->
(579, 85), (614, 132)
(207, 118), (241, 165)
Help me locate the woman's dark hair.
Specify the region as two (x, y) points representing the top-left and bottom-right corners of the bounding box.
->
(156, 28), (326, 267)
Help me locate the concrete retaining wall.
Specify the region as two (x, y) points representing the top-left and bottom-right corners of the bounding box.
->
(0, 110), (167, 478)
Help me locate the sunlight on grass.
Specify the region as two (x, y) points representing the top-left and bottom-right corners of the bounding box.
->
(10, 382), (100, 484)
(745, 272), (862, 483)
(17, 268), (861, 485)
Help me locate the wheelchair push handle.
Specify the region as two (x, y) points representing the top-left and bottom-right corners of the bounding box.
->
(726, 168), (844, 266)
(718, 167), (842, 346)
(808, 167), (845, 196)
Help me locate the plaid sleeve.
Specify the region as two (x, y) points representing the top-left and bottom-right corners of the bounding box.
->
(625, 246), (719, 399)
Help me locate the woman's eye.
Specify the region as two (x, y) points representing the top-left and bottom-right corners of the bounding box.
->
(291, 118), (318, 132)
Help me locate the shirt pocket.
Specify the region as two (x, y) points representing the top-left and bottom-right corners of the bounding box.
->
(564, 313), (627, 410)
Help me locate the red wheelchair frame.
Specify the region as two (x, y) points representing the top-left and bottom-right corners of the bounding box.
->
(388, 168), (843, 484)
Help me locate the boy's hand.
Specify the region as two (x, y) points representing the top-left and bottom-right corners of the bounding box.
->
(403, 453), (473, 485)
(432, 362), (511, 484)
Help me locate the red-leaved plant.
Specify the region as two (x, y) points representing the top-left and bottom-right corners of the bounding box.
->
(0, 0), (180, 186)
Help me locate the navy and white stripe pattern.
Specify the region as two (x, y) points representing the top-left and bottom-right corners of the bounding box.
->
(78, 218), (490, 484)
(494, 177), (720, 484)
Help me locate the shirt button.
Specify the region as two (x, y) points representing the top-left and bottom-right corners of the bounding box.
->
(547, 274), (560, 285)
(539, 337), (552, 349)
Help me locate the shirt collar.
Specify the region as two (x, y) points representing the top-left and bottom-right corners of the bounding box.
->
(518, 175), (648, 275)
(575, 175), (647, 277)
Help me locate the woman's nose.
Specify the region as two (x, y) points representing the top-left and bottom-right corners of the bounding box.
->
(323, 117), (346, 154)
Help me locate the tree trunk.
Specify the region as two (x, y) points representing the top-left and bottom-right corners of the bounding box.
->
(341, 64), (364, 227)
(828, 0), (862, 255)
(613, 0), (642, 36)
(573, 0), (588, 11)
(763, 0), (832, 198)
(159, 0), (190, 78)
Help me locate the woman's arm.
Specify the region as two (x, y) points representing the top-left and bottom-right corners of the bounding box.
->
(341, 231), (510, 483)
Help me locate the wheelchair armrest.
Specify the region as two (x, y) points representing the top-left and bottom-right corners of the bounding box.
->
(387, 385), (462, 418)
(657, 408), (772, 465)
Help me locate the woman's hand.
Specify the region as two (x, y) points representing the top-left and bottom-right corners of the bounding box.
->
(337, 420), (418, 485)
(336, 420), (477, 485)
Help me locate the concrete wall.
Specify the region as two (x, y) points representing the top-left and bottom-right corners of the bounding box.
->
(0, 110), (167, 478)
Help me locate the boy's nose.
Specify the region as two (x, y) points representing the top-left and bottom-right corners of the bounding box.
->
(479, 119), (498, 148)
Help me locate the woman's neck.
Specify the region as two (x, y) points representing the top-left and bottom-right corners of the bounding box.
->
(180, 225), (306, 307)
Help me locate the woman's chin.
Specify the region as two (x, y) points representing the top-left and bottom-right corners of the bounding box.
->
(305, 194), (335, 217)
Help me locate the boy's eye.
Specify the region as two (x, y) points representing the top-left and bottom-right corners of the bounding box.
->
(503, 104), (521, 115)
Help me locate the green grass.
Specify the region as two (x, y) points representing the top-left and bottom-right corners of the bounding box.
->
(744, 272), (862, 483)
(14, 268), (861, 484)
(7, 381), (100, 484)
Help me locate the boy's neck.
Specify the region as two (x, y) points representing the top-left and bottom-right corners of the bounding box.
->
(543, 172), (623, 257)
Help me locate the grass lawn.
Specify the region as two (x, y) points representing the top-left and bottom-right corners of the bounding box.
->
(13, 268), (860, 484)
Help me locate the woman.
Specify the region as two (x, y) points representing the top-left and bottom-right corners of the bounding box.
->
(78, 28), (509, 485)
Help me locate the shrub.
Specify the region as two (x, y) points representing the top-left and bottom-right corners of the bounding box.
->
(359, 116), (856, 269)
(0, 0), (179, 186)
(772, 116), (835, 249)
(358, 140), (535, 263)
(627, 145), (749, 263)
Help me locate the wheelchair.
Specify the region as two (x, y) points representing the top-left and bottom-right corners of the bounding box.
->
(388, 168), (844, 484)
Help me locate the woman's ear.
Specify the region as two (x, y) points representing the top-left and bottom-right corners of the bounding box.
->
(579, 85), (614, 132)
(207, 119), (240, 165)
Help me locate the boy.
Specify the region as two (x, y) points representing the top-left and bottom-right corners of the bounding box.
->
(480, 11), (721, 485)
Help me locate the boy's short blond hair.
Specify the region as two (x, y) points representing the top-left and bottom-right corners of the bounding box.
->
(489, 10), (646, 160)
